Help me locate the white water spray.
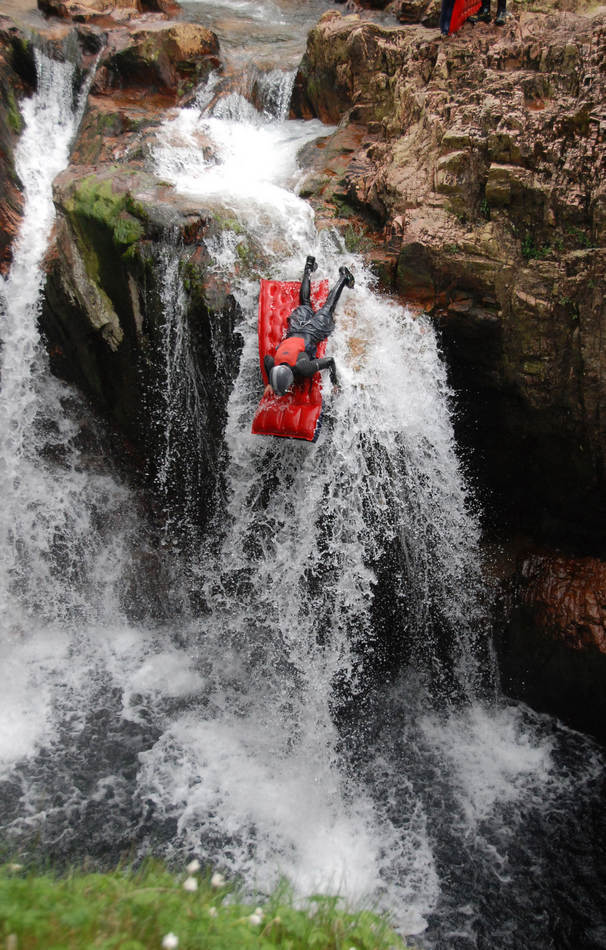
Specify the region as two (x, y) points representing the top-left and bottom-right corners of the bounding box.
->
(0, 50), (147, 774)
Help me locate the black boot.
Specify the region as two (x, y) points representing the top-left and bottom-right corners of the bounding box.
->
(305, 255), (318, 273)
(494, 3), (506, 24)
(470, 2), (491, 21)
(339, 265), (355, 289)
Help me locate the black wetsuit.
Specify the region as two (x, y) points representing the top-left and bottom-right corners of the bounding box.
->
(264, 267), (349, 385)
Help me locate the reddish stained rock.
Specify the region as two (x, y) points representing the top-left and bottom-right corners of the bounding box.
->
(520, 554), (606, 653)
(497, 549), (606, 740)
(92, 20), (221, 99)
(37, 0), (180, 23)
(0, 18), (35, 275)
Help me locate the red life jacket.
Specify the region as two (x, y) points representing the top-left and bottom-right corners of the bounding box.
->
(273, 335), (306, 367)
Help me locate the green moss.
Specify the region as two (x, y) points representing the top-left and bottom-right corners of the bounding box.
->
(521, 359), (546, 377)
(71, 177), (145, 252)
(565, 224), (593, 248)
(5, 88), (23, 135)
(333, 195), (358, 219)
(63, 176), (150, 333)
(210, 212), (245, 235)
(343, 223), (373, 253)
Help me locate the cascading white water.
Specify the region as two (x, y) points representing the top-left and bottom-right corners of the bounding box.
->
(140, 77), (560, 934)
(0, 52), (106, 767)
(1, 15), (605, 949)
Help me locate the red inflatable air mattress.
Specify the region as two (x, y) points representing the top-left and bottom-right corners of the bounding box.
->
(446, 0), (481, 33)
(251, 278), (328, 442)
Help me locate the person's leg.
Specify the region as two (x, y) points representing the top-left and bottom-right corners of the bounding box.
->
(470, 0), (491, 21)
(323, 266), (355, 316)
(494, 0), (506, 24)
(299, 255), (317, 306)
(439, 0), (454, 35)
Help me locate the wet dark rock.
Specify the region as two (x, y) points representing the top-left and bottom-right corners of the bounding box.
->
(91, 21), (221, 101)
(497, 551), (606, 742)
(40, 166), (245, 531)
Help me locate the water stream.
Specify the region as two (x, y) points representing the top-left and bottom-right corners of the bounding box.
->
(1, 7), (606, 950)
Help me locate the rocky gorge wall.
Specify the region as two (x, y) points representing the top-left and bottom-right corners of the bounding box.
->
(290, 2), (606, 738)
(291, 5), (605, 548)
(0, 0), (604, 738)
(0, 16), (35, 276)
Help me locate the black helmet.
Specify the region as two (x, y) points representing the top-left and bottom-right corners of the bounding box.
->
(270, 364), (294, 396)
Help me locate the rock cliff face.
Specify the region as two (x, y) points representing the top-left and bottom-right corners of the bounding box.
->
(42, 166), (243, 534)
(291, 7), (606, 549)
(4, 0), (244, 534)
(0, 18), (34, 275)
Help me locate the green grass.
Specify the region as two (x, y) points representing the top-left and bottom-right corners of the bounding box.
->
(0, 861), (408, 950)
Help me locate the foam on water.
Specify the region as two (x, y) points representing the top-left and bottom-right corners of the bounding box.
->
(153, 89), (328, 246)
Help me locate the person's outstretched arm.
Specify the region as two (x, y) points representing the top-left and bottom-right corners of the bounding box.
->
(263, 353), (275, 395)
(295, 354), (338, 386)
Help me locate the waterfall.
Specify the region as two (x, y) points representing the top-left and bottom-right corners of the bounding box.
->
(137, 73), (501, 931)
(0, 51), (98, 627)
(151, 242), (215, 538)
(153, 73), (493, 705)
(1, 21), (605, 950)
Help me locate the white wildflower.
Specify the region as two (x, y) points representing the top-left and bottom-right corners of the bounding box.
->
(186, 859), (201, 874)
(183, 876), (198, 892)
(208, 907), (218, 918)
(210, 871), (226, 889)
(249, 912), (263, 926)
(161, 934), (179, 949)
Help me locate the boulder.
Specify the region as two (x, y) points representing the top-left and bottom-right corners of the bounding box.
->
(37, 0), (180, 24)
(92, 21), (221, 101)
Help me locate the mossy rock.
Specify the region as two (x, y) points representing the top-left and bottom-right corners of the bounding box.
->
(68, 175), (146, 252)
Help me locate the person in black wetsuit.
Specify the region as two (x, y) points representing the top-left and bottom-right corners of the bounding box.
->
(469, 0), (506, 25)
(263, 256), (355, 397)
